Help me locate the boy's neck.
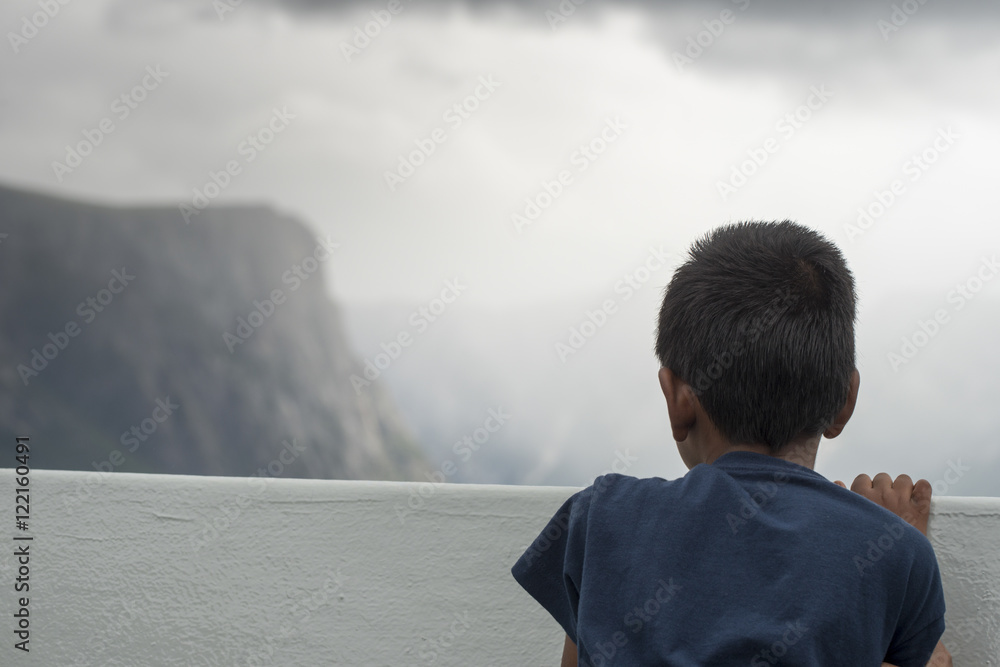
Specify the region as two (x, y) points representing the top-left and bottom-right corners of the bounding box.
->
(703, 439), (819, 470)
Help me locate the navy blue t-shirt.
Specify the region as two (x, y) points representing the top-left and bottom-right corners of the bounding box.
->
(511, 451), (945, 666)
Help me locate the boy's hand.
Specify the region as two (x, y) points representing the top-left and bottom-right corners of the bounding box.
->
(834, 473), (932, 536)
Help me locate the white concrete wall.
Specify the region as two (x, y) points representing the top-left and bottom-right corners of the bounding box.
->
(0, 469), (996, 666)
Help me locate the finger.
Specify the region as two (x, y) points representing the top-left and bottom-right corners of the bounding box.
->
(872, 472), (894, 491)
(912, 479), (932, 510)
(892, 474), (914, 499)
(851, 474), (873, 493)
(834, 480), (846, 488)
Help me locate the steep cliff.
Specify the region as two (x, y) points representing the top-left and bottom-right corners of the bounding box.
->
(0, 183), (427, 480)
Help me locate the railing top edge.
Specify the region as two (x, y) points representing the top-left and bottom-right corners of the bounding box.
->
(2, 469), (997, 508)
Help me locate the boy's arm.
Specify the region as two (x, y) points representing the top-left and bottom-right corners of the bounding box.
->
(836, 473), (951, 667)
(561, 634), (577, 667)
(882, 641), (953, 667)
(510, 484), (594, 665)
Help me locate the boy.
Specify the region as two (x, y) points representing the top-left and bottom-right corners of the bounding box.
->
(511, 221), (948, 666)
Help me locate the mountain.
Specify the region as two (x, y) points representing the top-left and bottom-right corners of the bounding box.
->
(0, 183), (427, 480)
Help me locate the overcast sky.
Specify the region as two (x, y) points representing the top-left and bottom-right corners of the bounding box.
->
(2, 0), (999, 308)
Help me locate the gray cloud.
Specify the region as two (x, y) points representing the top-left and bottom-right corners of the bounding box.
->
(257, 0), (1000, 23)
(194, 0), (1000, 111)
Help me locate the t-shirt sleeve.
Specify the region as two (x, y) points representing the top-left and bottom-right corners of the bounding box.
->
(883, 536), (947, 667)
(510, 483), (594, 642)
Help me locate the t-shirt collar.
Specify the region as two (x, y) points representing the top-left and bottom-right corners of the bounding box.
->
(710, 450), (827, 481)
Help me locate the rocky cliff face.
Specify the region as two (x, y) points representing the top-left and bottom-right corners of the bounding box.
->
(0, 183), (427, 480)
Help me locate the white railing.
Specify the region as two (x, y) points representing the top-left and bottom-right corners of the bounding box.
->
(0, 469), (996, 665)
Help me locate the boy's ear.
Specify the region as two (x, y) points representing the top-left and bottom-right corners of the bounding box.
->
(658, 367), (696, 442)
(823, 368), (861, 439)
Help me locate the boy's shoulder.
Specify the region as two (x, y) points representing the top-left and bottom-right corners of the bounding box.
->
(581, 464), (937, 566)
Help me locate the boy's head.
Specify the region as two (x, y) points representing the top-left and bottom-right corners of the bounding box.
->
(655, 220), (860, 469)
